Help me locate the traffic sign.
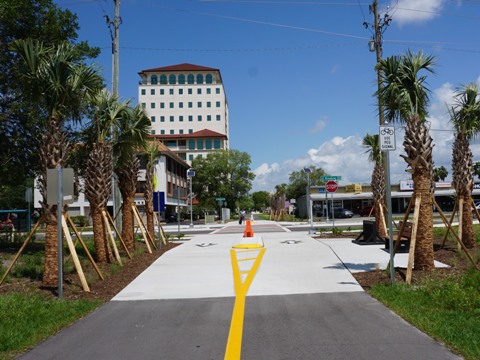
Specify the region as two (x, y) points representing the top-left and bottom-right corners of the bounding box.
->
(379, 126), (396, 151)
(215, 197), (225, 201)
(321, 176), (342, 181)
(326, 180), (338, 193)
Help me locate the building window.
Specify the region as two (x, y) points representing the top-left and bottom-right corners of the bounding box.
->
(170, 116), (174, 122)
(170, 102), (174, 109)
(179, 129), (184, 134)
(179, 102), (184, 108)
(179, 116), (184, 122)
(178, 74), (185, 84)
(151, 75), (158, 84)
(188, 88), (193, 95)
(160, 89), (164, 95)
(214, 139), (220, 149)
(188, 139), (195, 150)
(151, 130), (155, 134)
(189, 129), (193, 134)
(165, 140), (176, 147)
(141, 103), (146, 109)
(198, 115), (202, 122)
(141, 89), (146, 95)
(207, 88), (211, 94)
(169, 89), (174, 95)
(169, 74), (176, 84)
(197, 140), (204, 150)
(188, 116), (193, 122)
(216, 101), (221, 107)
(151, 103), (155, 109)
(216, 88), (220, 94)
(187, 74), (194, 84)
(206, 74), (213, 84)
(207, 115), (211, 121)
(161, 130), (165, 134)
(197, 88), (202, 95)
(207, 101), (211, 108)
(196, 74), (204, 84)
(179, 89), (183, 95)
(151, 116), (156, 122)
(198, 154), (203, 159)
(161, 116), (165, 122)
(197, 102), (202, 108)
(206, 139), (212, 149)
(160, 102), (165, 109)
(216, 115), (221, 121)
(160, 74), (167, 84)
(181, 153), (186, 160)
(188, 102), (193, 108)
(170, 130), (174, 134)
(189, 154), (194, 161)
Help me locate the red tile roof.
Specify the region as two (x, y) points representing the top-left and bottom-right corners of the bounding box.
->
(150, 129), (228, 140)
(140, 63), (219, 74)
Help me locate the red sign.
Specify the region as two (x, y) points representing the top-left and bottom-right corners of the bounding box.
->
(326, 180), (338, 193)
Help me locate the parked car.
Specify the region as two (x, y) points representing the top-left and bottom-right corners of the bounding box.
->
(333, 208), (354, 218)
(358, 206), (375, 217)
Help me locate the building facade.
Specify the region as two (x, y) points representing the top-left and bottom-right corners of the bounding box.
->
(138, 63), (229, 163)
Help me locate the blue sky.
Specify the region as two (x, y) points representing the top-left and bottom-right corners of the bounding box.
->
(56, 0), (480, 192)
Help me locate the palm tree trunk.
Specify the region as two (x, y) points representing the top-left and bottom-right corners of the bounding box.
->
(121, 196), (135, 251)
(43, 218), (59, 286)
(413, 172), (435, 271)
(462, 195), (475, 249)
(91, 207), (111, 263)
(145, 200), (155, 243)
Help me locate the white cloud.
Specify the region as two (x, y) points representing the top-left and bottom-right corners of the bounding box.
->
(309, 118), (327, 133)
(251, 81), (461, 193)
(389, 0), (445, 26)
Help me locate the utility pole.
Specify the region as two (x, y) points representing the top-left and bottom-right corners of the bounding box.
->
(106, 0), (122, 231)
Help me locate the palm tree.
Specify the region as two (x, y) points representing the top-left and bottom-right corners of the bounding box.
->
(143, 140), (161, 242)
(362, 133), (387, 239)
(11, 39), (102, 286)
(114, 105), (150, 252)
(84, 90), (130, 263)
(433, 166), (448, 182)
(449, 83), (480, 249)
(377, 50), (436, 271)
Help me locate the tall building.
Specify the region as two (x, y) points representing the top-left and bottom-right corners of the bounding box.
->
(138, 63), (229, 163)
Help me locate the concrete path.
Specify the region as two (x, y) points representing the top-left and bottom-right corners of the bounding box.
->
(20, 221), (462, 360)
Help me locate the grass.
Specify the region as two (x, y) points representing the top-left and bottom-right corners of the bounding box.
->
(369, 270), (480, 360)
(0, 293), (101, 359)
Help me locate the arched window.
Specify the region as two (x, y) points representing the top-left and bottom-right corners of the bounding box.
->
(178, 74), (185, 84)
(160, 75), (167, 84)
(187, 74), (194, 84)
(151, 75), (158, 85)
(206, 74), (213, 84)
(196, 74), (204, 84)
(169, 74), (176, 84)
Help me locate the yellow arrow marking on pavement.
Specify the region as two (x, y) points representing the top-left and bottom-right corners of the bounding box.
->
(224, 247), (265, 360)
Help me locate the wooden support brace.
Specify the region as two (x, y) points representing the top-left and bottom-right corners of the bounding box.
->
(101, 211), (122, 265)
(154, 212), (167, 246)
(105, 210), (131, 259)
(133, 206), (157, 250)
(441, 201), (458, 248)
(62, 216), (90, 292)
(406, 195), (421, 285)
(132, 205), (152, 254)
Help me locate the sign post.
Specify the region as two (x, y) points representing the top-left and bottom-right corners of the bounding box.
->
(380, 125), (396, 286)
(187, 169), (195, 228)
(326, 180), (338, 227)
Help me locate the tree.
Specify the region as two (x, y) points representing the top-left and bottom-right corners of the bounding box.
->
(114, 105), (150, 252)
(84, 90), (129, 262)
(142, 139), (161, 243)
(11, 39), (103, 286)
(362, 133), (387, 238)
(0, 0), (100, 188)
(449, 83), (480, 249)
(286, 166), (327, 201)
(433, 166), (448, 182)
(191, 150), (254, 211)
(474, 162), (480, 180)
(377, 50), (436, 271)
(252, 191), (270, 211)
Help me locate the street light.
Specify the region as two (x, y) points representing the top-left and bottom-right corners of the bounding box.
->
(303, 167), (314, 234)
(187, 168), (195, 228)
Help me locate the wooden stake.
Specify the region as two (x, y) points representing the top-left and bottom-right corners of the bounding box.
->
(132, 205), (152, 254)
(65, 213), (104, 281)
(104, 210), (131, 259)
(378, 202), (387, 236)
(61, 216), (90, 292)
(406, 195), (421, 285)
(441, 201), (458, 248)
(101, 211), (122, 265)
(458, 197), (464, 251)
(0, 219), (42, 286)
(472, 197), (480, 222)
(154, 212), (167, 246)
(133, 205), (157, 250)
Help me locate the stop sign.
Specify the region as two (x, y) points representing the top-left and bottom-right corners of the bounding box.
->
(326, 180), (338, 193)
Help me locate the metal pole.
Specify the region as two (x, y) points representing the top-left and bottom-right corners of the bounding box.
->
(57, 166), (63, 299)
(331, 192), (335, 228)
(189, 176), (194, 228)
(177, 186), (181, 237)
(386, 150), (395, 286)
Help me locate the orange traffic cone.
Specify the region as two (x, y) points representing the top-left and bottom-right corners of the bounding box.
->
(243, 219), (254, 238)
